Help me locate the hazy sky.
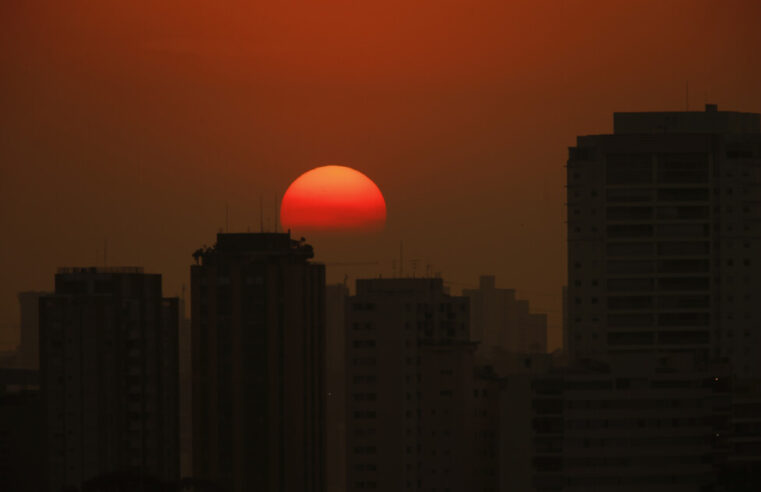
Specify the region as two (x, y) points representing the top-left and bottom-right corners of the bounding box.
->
(2, 0), (761, 351)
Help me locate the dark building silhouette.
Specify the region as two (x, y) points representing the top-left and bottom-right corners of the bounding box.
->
(325, 283), (348, 492)
(17, 291), (51, 369)
(346, 278), (497, 492)
(561, 105), (761, 490)
(179, 291), (192, 478)
(0, 368), (43, 492)
(39, 267), (179, 492)
(191, 233), (325, 492)
(566, 105), (761, 376)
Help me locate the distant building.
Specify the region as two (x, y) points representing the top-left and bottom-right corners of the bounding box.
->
(17, 291), (50, 369)
(464, 275), (547, 358)
(346, 278), (496, 492)
(566, 105), (761, 377)
(39, 267), (179, 492)
(0, 368), (42, 492)
(326, 283), (349, 492)
(191, 233), (325, 492)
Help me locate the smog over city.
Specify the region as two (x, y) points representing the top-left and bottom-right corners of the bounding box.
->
(1, 1), (761, 491)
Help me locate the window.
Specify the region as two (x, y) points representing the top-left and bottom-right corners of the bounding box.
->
(658, 277), (710, 291)
(608, 188), (652, 202)
(657, 242), (709, 255)
(608, 278), (654, 292)
(657, 188), (709, 202)
(607, 206), (652, 220)
(608, 314), (654, 327)
(607, 260), (654, 274)
(607, 296), (653, 310)
(607, 224), (653, 238)
(607, 242), (653, 257)
(658, 259), (709, 273)
(656, 206), (709, 220)
(606, 154), (652, 184)
(608, 332), (654, 345)
(656, 224), (709, 238)
(659, 312), (710, 327)
(657, 155), (708, 183)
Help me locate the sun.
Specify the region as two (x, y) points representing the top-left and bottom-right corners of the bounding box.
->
(280, 165), (386, 232)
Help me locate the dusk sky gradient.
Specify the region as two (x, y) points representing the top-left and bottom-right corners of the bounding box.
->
(2, 0), (761, 350)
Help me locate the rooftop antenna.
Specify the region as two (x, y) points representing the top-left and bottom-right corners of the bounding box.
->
(181, 283), (186, 317)
(685, 81), (689, 111)
(399, 241), (404, 278)
(274, 194), (279, 233)
(259, 195), (264, 232)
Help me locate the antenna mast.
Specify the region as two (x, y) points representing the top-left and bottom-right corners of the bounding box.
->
(260, 195), (264, 232)
(274, 195), (279, 233)
(399, 241), (404, 277)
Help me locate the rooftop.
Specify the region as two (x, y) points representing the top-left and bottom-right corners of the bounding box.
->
(614, 104), (760, 134)
(57, 267), (144, 275)
(193, 232), (315, 265)
(355, 277), (448, 297)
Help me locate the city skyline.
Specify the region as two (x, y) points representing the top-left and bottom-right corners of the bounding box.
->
(2, 3), (761, 490)
(4, 1), (761, 352)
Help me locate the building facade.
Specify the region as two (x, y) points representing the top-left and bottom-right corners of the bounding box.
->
(566, 105), (761, 377)
(346, 278), (497, 492)
(39, 267), (179, 491)
(501, 354), (727, 492)
(191, 233), (325, 492)
(326, 283), (349, 492)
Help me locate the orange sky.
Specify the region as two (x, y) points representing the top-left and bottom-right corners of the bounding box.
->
(2, 0), (761, 351)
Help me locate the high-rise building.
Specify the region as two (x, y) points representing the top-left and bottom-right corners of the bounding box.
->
(346, 278), (497, 492)
(465, 275), (548, 357)
(178, 289), (192, 478)
(326, 283), (349, 492)
(566, 105), (761, 376)
(17, 291), (50, 369)
(191, 233), (325, 492)
(39, 267), (179, 492)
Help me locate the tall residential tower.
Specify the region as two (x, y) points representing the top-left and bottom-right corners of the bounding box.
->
(191, 233), (325, 492)
(39, 267), (179, 491)
(566, 105), (761, 377)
